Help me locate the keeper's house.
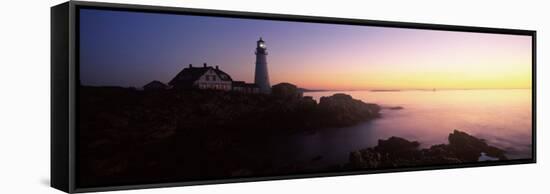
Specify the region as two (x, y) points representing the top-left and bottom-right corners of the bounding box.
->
(169, 63), (233, 91)
(167, 63), (259, 93)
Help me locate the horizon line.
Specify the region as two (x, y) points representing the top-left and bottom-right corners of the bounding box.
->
(302, 87), (532, 92)
(80, 82), (531, 92)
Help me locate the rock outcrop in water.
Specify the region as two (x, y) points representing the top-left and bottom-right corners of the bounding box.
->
(318, 93), (381, 127)
(385, 106), (404, 110)
(348, 130), (507, 169)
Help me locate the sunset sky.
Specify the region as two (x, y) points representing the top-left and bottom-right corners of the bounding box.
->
(80, 8), (532, 90)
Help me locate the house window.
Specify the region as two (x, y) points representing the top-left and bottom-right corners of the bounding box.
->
(205, 75), (210, 81)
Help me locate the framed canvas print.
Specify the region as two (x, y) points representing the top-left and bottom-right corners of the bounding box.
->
(51, 1), (536, 193)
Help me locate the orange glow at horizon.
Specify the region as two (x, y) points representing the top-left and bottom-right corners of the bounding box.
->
(266, 30), (532, 91)
(272, 63), (532, 90)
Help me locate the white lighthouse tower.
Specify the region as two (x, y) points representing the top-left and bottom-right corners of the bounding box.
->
(254, 37), (271, 94)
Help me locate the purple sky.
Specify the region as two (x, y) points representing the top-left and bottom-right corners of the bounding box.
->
(79, 8), (532, 90)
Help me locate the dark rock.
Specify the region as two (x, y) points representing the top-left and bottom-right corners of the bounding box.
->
(376, 137), (420, 154)
(349, 148), (383, 168)
(349, 150), (366, 168)
(272, 82), (303, 99)
(448, 130), (507, 161)
(348, 130), (508, 169)
(386, 106), (404, 110)
(318, 93), (381, 127)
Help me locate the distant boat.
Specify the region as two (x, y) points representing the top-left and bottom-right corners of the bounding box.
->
(432, 88), (436, 92)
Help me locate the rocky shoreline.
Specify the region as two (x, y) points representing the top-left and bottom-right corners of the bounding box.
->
(78, 85), (381, 187)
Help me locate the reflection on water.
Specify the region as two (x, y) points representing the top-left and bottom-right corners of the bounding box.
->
(287, 89), (532, 166)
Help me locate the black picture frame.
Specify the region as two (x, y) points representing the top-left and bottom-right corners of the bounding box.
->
(51, 1), (537, 193)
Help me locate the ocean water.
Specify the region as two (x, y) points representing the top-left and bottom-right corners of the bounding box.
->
(285, 89), (532, 166)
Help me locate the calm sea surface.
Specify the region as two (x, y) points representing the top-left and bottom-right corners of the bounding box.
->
(279, 89), (532, 166)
